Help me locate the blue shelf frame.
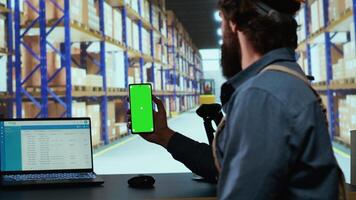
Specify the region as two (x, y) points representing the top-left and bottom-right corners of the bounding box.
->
(5, 0), (13, 118)
(138, 0), (144, 83)
(322, 0), (336, 138)
(14, 0), (49, 118)
(98, 0), (109, 145)
(149, 0), (155, 90)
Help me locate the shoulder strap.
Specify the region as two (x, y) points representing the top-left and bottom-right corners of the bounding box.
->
(261, 64), (310, 85)
(261, 64), (348, 200)
(261, 64), (321, 98)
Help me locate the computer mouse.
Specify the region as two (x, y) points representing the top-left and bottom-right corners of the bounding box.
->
(127, 175), (155, 189)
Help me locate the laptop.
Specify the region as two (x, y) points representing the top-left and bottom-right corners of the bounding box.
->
(0, 118), (104, 187)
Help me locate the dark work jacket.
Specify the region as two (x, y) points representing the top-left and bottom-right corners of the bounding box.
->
(166, 48), (339, 199)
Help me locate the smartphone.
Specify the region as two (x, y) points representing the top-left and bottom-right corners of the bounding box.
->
(129, 84), (155, 134)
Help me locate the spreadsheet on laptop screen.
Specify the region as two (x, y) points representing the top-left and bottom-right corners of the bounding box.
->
(0, 120), (92, 172)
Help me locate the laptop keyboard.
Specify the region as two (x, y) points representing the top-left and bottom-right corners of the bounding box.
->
(3, 173), (96, 182)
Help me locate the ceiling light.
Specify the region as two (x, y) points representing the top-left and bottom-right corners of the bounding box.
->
(217, 28), (222, 36)
(214, 11), (222, 22)
(219, 39), (223, 45)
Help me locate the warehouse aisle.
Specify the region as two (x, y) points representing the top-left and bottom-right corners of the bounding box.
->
(93, 110), (208, 175)
(94, 111), (352, 183)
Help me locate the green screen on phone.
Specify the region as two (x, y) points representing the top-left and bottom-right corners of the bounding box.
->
(129, 84), (154, 134)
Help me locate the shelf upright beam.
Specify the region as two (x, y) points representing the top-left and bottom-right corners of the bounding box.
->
(14, 0), (48, 118)
(303, 4), (312, 76)
(353, 0), (356, 58)
(138, 0), (144, 83)
(39, 0), (49, 118)
(6, 0), (13, 118)
(149, 0), (155, 90)
(159, 10), (164, 91)
(98, 0), (109, 145)
(14, 0), (21, 118)
(323, 0), (336, 139)
(63, 0), (72, 117)
(122, 6), (129, 88)
(171, 26), (177, 103)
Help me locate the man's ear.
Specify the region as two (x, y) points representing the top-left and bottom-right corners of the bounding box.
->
(229, 21), (238, 33)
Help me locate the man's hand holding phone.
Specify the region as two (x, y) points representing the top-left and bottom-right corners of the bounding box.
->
(127, 96), (175, 148)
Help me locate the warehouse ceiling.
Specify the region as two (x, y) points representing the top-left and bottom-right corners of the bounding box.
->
(166, 0), (220, 49)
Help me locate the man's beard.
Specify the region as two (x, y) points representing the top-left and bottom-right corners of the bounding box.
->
(221, 27), (243, 79)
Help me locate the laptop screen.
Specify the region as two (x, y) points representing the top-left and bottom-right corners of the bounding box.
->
(0, 119), (93, 172)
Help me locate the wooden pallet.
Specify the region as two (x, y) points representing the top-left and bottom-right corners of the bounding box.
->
(120, 132), (130, 138)
(312, 81), (328, 91)
(109, 134), (121, 143)
(0, 92), (11, 99)
(71, 20), (101, 36)
(105, 36), (126, 49)
(330, 78), (356, 90)
(92, 141), (104, 150)
(25, 86), (105, 97)
(107, 88), (128, 96)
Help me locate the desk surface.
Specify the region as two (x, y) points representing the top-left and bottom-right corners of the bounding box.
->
(0, 173), (217, 200)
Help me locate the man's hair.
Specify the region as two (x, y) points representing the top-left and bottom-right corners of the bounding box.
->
(218, 0), (302, 54)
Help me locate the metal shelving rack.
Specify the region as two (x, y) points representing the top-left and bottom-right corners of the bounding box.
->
(4, 0), (203, 147)
(13, 0), (114, 144)
(1, 0), (13, 118)
(300, 0), (356, 139)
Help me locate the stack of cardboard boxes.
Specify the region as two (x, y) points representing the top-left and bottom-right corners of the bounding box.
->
(0, 57), (6, 92)
(338, 95), (356, 145)
(106, 52), (126, 89)
(310, 0), (325, 34)
(87, 104), (101, 146)
(88, 0), (100, 31)
(0, 14), (5, 50)
(333, 22), (356, 80)
(103, 2), (114, 38)
(113, 9), (123, 42)
(142, 28), (151, 55)
(310, 44), (327, 82)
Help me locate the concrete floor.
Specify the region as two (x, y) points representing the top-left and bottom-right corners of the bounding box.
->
(93, 110), (352, 183)
(93, 110), (208, 175)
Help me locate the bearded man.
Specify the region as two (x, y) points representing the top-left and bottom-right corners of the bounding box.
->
(128, 0), (342, 199)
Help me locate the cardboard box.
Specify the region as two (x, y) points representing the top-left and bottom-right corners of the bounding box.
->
(23, 100), (88, 119)
(72, 102), (87, 117)
(21, 36), (42, 87)
(0, 56), (6, 92)
(113, 52), (126, 88)
(108, 101), (116, 139)
(126, 18), (133, 48)
(104, 2), (113, 38)
(87, 104), (102, 147)
(115, 100), (127, 123)
(115, 123), (128, 136)
(88, 0), (100, 31)
(0, 15), (5, 49)
(132, 22), (140, 50)
(113, 9), (123, 42)
(85, 75), (103, 87)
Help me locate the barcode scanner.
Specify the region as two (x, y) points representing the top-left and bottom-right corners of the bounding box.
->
(196, 104), (224, 145)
